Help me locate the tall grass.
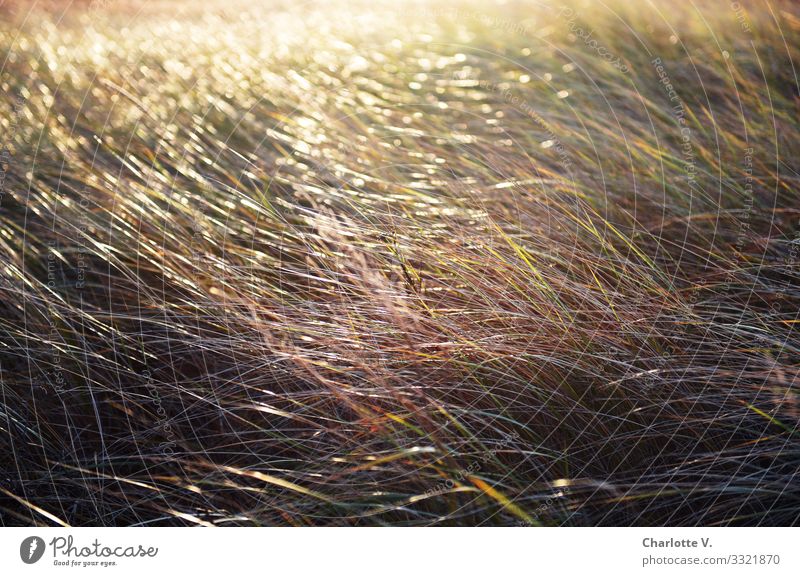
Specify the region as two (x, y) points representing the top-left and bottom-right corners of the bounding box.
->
(0, 0), (798, 526)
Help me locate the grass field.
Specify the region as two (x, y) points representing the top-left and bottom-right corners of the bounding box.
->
(0, 0), (799, 526)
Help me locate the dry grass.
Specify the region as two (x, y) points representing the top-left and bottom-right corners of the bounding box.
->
(0, 0), (798, 526)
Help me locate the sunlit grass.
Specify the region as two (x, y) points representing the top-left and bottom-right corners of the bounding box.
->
(0, 0), (798, 526)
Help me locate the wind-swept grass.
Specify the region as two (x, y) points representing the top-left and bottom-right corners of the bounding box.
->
(0, 0), (798, 526)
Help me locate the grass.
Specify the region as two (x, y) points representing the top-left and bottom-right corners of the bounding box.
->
(0, 0), (798, 526)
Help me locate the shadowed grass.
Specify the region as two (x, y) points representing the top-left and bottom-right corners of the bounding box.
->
(0, 0), (798, 526)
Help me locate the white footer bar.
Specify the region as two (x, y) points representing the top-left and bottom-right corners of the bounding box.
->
(1, 527), (796, 575)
